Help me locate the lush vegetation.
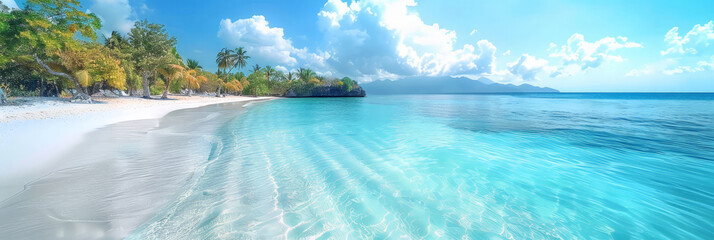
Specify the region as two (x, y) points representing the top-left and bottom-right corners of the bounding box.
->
(0, 0), (361, 104)
(210, 51), (362, 97)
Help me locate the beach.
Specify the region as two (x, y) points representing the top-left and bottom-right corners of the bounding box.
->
(0, 95), (273, 201)
(0, 95), (277, 239)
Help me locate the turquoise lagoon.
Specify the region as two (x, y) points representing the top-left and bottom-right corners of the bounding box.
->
(2, 93), (714, 239)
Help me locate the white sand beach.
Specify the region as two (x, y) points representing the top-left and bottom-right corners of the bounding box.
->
(0, 95), (274, 201)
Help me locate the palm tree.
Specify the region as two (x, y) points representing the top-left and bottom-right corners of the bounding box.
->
(215, 48), (237, 97)
(185, 69), (207, 96)
(264, 66), (276, 82)
(216, 48), (235, 73)
(186, 59), (202, 70)
(105, 31), (127, 50)
(183, 59), (206, 96)
(251, 64), (262, 74)
(235, 71), (246, 80)
(233, 47), (249, 71)
(157, 64), (187, 99)
(285, 71), (296, 83)
(298, 67), (315, 83)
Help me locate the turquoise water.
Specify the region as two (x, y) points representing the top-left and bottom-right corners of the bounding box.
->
(123, 94), (714, 239)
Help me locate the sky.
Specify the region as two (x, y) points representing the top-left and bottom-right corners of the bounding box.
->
(3, 0), (714, 92)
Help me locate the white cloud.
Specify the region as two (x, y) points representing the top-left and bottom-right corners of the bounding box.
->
(503, 50), (511, 56)
(217, 15), (334, 74)
(89, 0), (136, 36)
(663, 56), (714, 75)
(0, 0), (18, 9)
(317, 0), (498, 82)
(470, 29), (477, 35)
(626, 66), (652, 77)
(549, 33), (642, 71)
(274, 65), (288, 73)
(655, 21), (714, 75)
(507, 54), (557, 81)
(317, 0), (360, 28)
(218, 16), (300, 66)
(663, 66), (696, 75)
(661, 21), (714, 56)
(138, 3), (153, 15)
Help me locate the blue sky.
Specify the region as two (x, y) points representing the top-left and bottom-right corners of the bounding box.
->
(4, 0), (714, 92)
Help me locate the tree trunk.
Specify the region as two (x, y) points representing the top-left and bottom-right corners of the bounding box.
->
(0, 88), (7, 104)
(34, 55), (92, 103)
(40, 78), (45, 97)
(162, 78), (171, 99)
(142, 71), (151, 99)
(216, 84), (223, 97)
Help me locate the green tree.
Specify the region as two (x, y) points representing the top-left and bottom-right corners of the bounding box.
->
(234, 71), (246, 80)
(251, 64), (262, 74)
(264, 65), (276, 82)
(341, 77), (355, 92)
(215, 47), (249, 96)
(2, 0), (103, 102)
(105, 31), (140, 95)
(128, 19), (177, 99)
(186, 59), (201, 70)
(284, 71), (297, 83)
(298, 68), (315, 83)
(156, 64), (186, 99)
(215, 48), (235, 96)
(245, 71), (269, 96)
(180, 59), (206, 96)
(232, 47), (250, 92)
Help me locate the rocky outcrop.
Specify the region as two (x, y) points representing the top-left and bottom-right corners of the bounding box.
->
(91, 89), (128, 98)
(283, 86), (366, 98)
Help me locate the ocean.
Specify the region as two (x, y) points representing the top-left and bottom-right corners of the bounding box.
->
(2, 93), (713, 239)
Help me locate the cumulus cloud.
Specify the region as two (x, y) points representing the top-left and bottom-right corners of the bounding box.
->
(663, 56), (714, 75)
(214, 0), (504, 82)
(0, 0), (18, 9)
(661, 21), (714, 56)
(549, 33), (642, 71)
(89, 0), (136, 36)
(627, 21), (714, 77)
(507, 54), (557, 81)
(316, 0), (498, 81)
(218, 16), (302, 66)
(647, 21), (714, 76)
(274, 65), (289, 73)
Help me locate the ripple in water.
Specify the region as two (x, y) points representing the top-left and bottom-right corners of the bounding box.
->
(3, 94), (714, 239)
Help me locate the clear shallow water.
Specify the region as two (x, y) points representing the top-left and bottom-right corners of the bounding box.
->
(2, 94), (713, 239)
(126, 94), (714, 239)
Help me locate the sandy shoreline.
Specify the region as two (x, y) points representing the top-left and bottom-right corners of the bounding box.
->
(0, 95), (272, 123)
(0, 95), (274, 200)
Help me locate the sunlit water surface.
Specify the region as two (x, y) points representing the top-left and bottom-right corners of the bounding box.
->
(2, 94), (714, 239)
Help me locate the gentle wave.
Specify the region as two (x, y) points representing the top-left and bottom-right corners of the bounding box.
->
(2, 94), (713, 239)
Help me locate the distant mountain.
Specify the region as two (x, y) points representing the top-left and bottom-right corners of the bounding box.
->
(361, 76), (558, 94)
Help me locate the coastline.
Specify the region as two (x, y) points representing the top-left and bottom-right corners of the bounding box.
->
(0, 95), (274, 201)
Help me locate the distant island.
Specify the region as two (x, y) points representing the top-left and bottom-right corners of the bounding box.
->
(360, 76), (558, 94)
